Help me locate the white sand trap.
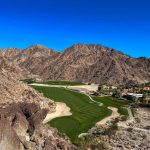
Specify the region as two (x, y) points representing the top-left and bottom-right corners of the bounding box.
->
(30, 83), (98, 92)
(43, 102), (72, 124)
(68, 85), (98, 93)
(96, 107), (120, 126)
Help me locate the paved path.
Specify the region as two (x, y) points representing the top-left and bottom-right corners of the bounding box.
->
(127, 106), (133, 118)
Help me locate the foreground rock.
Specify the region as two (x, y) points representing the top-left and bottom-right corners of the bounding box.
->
(0, 103), (77, 150)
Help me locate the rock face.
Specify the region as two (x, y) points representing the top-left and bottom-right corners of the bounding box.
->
(0, 103), (77, 150)
(1, 43), (150, 85)
(0, 59), (77, 150)
(0, 119), (24, 150)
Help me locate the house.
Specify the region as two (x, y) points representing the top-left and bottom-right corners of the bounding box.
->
(122, 88), (129, 94)
(143, 86), (150, 92)
(123, 93), (143, 100)
(111, 86), (117, 89)
(127, 93), (143, 98)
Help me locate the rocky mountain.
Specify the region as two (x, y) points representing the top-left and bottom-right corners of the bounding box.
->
(2, 45), (58, 76)
(0, 59), (77, 150)
(0, 57), (24, 79)
(36, 44), (150, 85)
(1, 43), (150, 85)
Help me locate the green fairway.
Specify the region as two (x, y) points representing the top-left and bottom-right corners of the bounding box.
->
(38, 80), (85, 86)
(93, 96), (130, 116)
(32, 86), (112, 143)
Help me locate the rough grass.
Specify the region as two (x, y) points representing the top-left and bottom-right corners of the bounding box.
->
(21, 78), (35, 84)
(32, 86), (112, 143)
(93, 96), (130, 116)
(38, 80), (85, 86)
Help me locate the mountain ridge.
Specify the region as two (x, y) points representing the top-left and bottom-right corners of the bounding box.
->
(0, 43), (150, 85)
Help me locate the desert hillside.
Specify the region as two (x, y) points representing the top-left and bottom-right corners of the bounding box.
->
(0, 59), (77, 150)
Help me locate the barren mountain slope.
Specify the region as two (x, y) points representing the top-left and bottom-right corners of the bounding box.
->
(41, 44), (150, 85)
(0, 60), (77, 150)
(2, 45), (58, 76)
(1, 44), (150, 85)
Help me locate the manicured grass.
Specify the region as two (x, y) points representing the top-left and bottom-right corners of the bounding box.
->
(118, 107), (129, 116)
(38, 80), (85, 86)
(32, 86), (112, 143)
(93, 96), (130, 116)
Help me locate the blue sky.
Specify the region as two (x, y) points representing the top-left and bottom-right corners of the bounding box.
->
(0, 0), (150, 57)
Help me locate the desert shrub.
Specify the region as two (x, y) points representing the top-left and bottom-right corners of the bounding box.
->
(127, 127), (133, 132)
(144, 126), (150, 130)
(135, 117), (141, 123)
(120, 115), (128, 121)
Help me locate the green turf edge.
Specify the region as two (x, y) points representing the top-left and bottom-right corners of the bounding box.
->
(37, 80), (86, 86)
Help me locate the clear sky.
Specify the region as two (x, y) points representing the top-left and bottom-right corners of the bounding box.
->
(0, 0), (149, 57)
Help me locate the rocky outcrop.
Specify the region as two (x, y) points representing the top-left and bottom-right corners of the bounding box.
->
(0, 119), (24, 150)
(0, 103), (77, 150)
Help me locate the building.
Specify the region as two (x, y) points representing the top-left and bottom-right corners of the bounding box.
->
(143, 86), (150, 92)
(127, 93), (143, 98)
(123, 93), (143, 100)
(111, 86), (117, 89)
(122, 88), (129, 94)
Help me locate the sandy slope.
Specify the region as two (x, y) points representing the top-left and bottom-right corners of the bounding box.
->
(43, 102), (72, 124)
(96, 107), (120, 125)
(30, 83), (98, 92)
(68, 85), (98, 93)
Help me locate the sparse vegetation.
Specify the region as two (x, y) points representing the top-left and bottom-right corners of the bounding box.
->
(21, 78), (35, 84)
(78, 118), (120, 150)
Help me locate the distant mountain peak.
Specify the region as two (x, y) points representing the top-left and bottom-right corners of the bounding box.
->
(27, 44), (49, 49)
